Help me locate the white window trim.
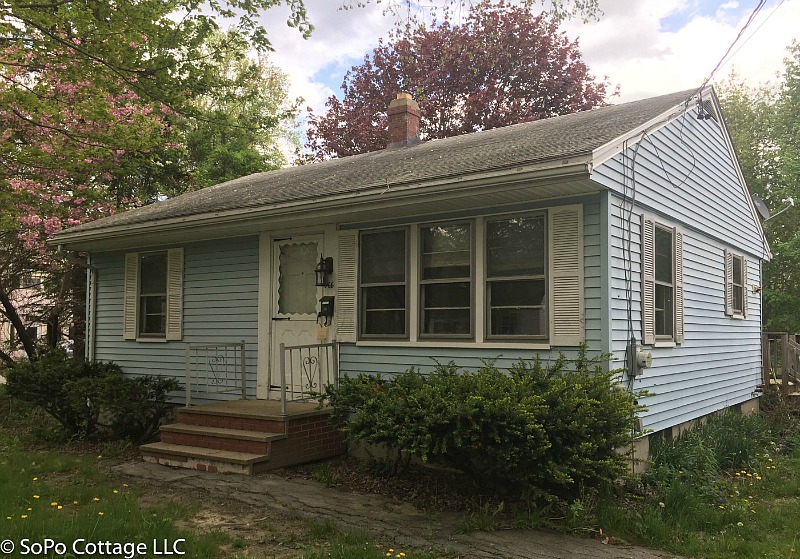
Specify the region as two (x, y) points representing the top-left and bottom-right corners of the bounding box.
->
(353, 206), (583, 346)
(725, 249), (748, 318)
(123, 248), (183, 341)
(641, 215), (684, 346)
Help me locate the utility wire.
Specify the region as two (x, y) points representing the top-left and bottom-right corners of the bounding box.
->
(691, 0), (768, 99)
(717, 0), (787, 77)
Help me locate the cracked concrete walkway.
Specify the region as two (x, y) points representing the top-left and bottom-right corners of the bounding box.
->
(113, 461), (682, 559)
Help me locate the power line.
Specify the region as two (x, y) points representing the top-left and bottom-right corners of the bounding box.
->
(691, 0), (768, 99)
(717, 0), (787, 77)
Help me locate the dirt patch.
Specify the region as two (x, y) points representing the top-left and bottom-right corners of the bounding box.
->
(113, 459), (684, 559)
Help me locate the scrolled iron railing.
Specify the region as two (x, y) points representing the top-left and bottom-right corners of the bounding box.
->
(278, 342), (338, 416)
(184, 340), (246, 406)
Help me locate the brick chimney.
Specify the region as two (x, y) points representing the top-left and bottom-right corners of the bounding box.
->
(386, 92), (421, 148)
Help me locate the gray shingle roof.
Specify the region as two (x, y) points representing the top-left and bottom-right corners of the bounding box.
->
(56, 89), (695, 236)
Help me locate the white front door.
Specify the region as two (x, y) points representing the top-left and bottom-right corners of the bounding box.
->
(269, 235), (322, 396)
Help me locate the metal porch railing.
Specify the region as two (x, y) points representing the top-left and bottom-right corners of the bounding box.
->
(278, 342), (338, 416)
(184, 341), (246, 406)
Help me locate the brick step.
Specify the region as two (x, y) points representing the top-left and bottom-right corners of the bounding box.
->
(140, 442), (270, 475)
(142, 403), (346, 475)
(159, 423), (286, 455)
(178, 407), (286, 433)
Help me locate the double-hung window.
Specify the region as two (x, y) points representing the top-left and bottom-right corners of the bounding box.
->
(725, 250), (748, 317)
(485, 215), (547, 339)
(654, 226), (674, 339)
(420, 223), (472, 337)
(360, 229), (408, 337)
(348, 205), (583, 345)
(123, 248), (183, 341)
(642, 216), (684, 344)
(139, 252), (168, 336)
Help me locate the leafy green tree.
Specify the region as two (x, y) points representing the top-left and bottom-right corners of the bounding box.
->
(185, 32), (300, 190)
(719, 41), (800, 332)
(0, 0), (310, 361)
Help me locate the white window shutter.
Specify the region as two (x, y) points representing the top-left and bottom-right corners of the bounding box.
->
(123, 253), (139, 340)
(724, 249), (733, 317)
(742, 256), (748, 318)
(641, 216), (656, 346)
(336, 232), (358, 343)
(674, 229), (684, 344)
(165, 248), (183, 341)
(549, 204), (584, 346)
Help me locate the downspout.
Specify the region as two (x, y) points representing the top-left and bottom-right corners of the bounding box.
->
(56, 245), (97, 361)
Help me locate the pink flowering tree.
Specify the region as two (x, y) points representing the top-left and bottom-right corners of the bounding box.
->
(0, 0), (310, 363)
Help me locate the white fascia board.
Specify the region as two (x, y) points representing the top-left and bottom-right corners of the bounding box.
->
(709, 86), (772, 260)
(50, 158), (592, 250)
(591, 92), (700, 169)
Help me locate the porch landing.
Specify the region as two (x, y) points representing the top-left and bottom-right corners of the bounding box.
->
(141, 400), (346, 475)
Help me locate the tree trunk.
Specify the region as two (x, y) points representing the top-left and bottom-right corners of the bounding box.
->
(0, 283), (37, 361)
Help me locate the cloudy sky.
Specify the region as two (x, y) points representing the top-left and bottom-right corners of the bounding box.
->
(258, 0), (798, 116)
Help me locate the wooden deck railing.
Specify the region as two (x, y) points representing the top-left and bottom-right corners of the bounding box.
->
(762, 332), (800, 395)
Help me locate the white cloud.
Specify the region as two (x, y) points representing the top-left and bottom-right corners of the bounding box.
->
(563, 0), (797, 102)
(256, 0), (797, 116)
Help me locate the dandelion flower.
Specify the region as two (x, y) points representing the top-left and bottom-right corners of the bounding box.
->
(747, 474), (752, 478)
(735, 472), (741, 476)
(5, 516), (11, 520)
(756, 476), (762, 480)
(658, 502), (665, 508)
(751, 509), (756, 513)
(57, 506), (62, 510)
(93, 497), (100, 502)
(98, 512), (104, 516)
(389, 550), (394, 553)
(73, 501), (78, 505)
(123, 484), (128, 487)
(32, 477), (38, 481)
(386, 554), (392, 557)
(21, 515), (27, 519)
(33, 495), (39, 499)
(719, 505), (725, 509)
(26, 508), (31, 511)
(50, 502), (57, 507)
(113, 490), (119, 494)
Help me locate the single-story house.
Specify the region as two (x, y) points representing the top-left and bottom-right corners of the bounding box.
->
(50, 87), (768, 472)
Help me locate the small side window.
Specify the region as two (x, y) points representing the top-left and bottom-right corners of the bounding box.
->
(725, 250), (748, 318)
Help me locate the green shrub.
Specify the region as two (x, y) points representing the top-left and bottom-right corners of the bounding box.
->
(325, 348), (644, 502)
(5, 349), (178, 441)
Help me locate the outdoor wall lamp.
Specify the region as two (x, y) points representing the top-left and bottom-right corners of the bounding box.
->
(314, 255), (334, 287)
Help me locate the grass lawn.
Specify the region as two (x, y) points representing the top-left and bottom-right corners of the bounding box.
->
(0, 386), (444, 559)
(4, 376), (800, 559)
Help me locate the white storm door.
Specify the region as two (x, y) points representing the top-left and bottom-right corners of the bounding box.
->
(269, 236), (322, 396)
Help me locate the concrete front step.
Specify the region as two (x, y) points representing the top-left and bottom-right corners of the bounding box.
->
(159, 423), (286, 455)
(140, 442), (271, 475)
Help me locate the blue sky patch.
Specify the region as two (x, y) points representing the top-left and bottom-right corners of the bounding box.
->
(659, 0), (764, 33)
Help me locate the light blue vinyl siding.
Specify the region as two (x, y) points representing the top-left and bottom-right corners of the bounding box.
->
(595, 111), (763, 433)
(594, 114), (765, 259)
(339, 199), (604, 376)
(93, 236), (259, 400)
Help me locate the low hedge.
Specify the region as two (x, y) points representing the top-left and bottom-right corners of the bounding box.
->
(5, 349), (178, 442)
(325, 348), (645, 502)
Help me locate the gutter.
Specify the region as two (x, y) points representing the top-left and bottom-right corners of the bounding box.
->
(49, 159), (592, 248)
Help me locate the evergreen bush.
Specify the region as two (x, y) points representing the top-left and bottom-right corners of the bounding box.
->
(325, 347), (644, 502)
(5, 349), (177, 441)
